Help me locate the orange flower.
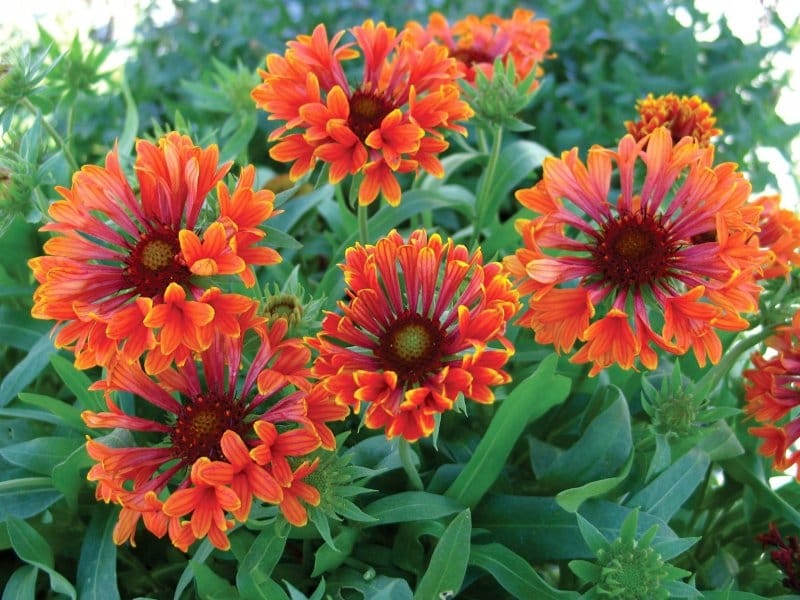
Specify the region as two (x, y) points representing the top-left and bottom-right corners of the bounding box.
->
(749, 194), (800, 280)
(278, 459), (322, 527)
(309, 229), (519, 442)
(404, 9), (551, 88)
(250, 420), (321, 487)
(28, 133), (281, 371)
(162, 458), (240, 551)
(305, 384), (350, 450)
(744, 310), (800, 476)
(81, 317), (328, 551)
(625, 93), (722, 147)
(505, 127), (764, 374)
(252, 21), (473, 206)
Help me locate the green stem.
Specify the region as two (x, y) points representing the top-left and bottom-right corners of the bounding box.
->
(399, 438), (424, 491)
(21, 97), (78, 173)
(695, 327), (774, 395)
(472, 124), (503, 247)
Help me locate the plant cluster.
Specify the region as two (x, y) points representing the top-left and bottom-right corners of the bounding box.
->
(1, 1), (800, 599)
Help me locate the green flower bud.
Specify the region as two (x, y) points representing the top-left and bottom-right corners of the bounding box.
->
(0, 47), (51, 112)
(641, 360), (710, 438)
(570, 509), (696, 599)
(459, 56), (540, 130)
(0, 150), (39, 235)
(260, 266), (324, 335)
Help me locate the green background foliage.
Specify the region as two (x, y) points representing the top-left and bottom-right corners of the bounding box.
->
(1, 0), (799, 598)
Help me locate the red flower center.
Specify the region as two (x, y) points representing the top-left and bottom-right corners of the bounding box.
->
(669, 109), (699, 143)
(170, 393), (249, 463)
(376, 311), (445, 382)
(593, 211), (676, 289)
(451, 47), (496, 67)
(348, 89), (395, 142)
(124, 227), (192, 298)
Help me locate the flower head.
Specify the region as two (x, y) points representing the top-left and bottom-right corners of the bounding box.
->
(744, 310), (800, 475)
(569, 509), (695, 598)
(749, 193), (800, 280)
(757, 523), (800, 592)
(404, 9), (551, 90)
(81, 316), (331, 551)
(625, 93), (722, 147)
(28, 133), (282, 371)
(251, 21), (473, 206)
(504, 126), (764, 375)
(309, 229), (519, 441)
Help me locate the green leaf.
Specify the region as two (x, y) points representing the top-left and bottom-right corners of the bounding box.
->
(531, 387), (632, 492)
(627, 448), (710, 521)
(575, 513), (609, 554)
(220, 113), (257, 163)
(0, 436), (84, 476)
(0, 333), (56, 407)
(392, 520), (446, 575)
(645, 433), (671, 483)
(693, 420), (745, 461)
(446, 354), (571, 508)
(312, 526), (359, 577)
(363, 492), (465, 526)
(474, 495), (678, 562)
(483, 138), (551, 202)
(190, 560), (240, 600)
(0, 407), (66, 428)
(0, 477), (62, 520)
(470, 543), (579, 599)
(419, 151), (481, 189)
(236, 519), (290, 600)
(263, 225), (303, 250)
(700, 592), (781, 600)
(0, 323), (42, 351)
(556, 452), (634, 513)
(76, 505), (120, 600)
(1, 565), (39, 600)
(174, 539), (214, 600)
(52, 442), (94, 508)
(414, 509), (471, 600)
(17, 393), (88, 431)
(721, 455), (800, 527)
(345, 436), (402, 473)
(652, 537), (700, 561)
(284, 578), (326, 600)
(328, 569), (413, 600)
(6, 516), (76, 600)
(118, 71), (139, 156)
(568, 559), (602, 584)
(49, 354), (105, 412)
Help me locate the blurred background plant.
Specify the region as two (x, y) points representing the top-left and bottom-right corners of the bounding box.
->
(1, 0), (799, 598)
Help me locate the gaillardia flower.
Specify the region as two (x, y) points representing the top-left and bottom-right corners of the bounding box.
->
(744, 310), (800, 476)
(308, 229), (519, 441)
(504, 126), (765, 375)
(749, 193), (800, 280)
(625, 93), (722, 148)
(28, 132), (282, 372)
(81, 312), (340, 550)
(251, 20), (473, 206)
(403, 9), (551, 88)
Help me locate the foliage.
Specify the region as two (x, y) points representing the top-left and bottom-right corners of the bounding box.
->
(0, 0), (799, 599)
